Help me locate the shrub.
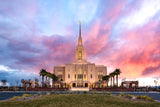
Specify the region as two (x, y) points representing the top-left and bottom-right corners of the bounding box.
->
(46, 92), (51, 95)
(137, 95), (142, 99)
(126, 94), (132, 99)
(137, 95), (147, 100)
(107, 92), (111, 95)
(41, 93), (45, 95)
(77, 91), (80, 94)
(83, 91), (88, 94)
(98, 92), (103, 94)
(33, 94), (37, 97)
(143, 95), (147, 99)
(11, 96), (21, 100)
(137, 95), (154, 101)
(91, 91), (95, 94)
(69, 91), (73, 94)
(51, 91), (55, 95)
(23, 94), (29, 97)
(120, 93), (124, 96)
(23, 97), (26, 100)
(146, 97), (154, 102)
(38, 93), (41, 96)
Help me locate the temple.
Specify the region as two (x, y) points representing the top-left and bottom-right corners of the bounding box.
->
(53, 21), (107, 88)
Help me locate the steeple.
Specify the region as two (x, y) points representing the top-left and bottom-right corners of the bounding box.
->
(74, 21), (86, 62)
(78, 21), (82, 45)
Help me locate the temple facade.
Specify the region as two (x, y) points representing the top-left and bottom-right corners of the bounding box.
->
(53, 22), (107, 88)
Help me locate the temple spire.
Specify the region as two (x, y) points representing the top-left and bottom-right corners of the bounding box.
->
(78, 21), (82, 45)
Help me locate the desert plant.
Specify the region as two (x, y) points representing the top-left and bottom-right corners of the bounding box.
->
(137, 95), (154, 101)
(98, 92), (103, 94)
(41, 93), (45, 95)
(83, 91), (88, 94)
(126, 94), (132, 99)
(11, 96), (21, 100)
(91, 91), (95, 94)
(69, 91), (73, 94)
(23, 94), (29, 97)
(146, 97), (154, 102)
(107, 92), (111, 95)
(120, 93), (124, 96)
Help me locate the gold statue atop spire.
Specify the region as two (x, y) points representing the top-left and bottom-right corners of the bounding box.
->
(78, 21), (82, 45)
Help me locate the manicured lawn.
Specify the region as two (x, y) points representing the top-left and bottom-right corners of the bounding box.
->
(0, 94), (160, 107)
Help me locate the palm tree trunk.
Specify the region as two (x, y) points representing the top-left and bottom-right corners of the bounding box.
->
(46, 76), (47, 87)
(52, 79), (54, 88)
(113, 77), (115, 87)
(42, 76), (44, 87)
(48, 78), (50, 87)
(116, 75), (118, 87)
(110, 78), (112, 87)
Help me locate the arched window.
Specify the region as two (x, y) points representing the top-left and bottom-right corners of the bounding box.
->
(78, 51), (82, 60)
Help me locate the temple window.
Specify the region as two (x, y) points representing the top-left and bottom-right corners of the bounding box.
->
(98, 71), (103, 80)
(78, 51), (82, 60)
(68, 72), (70, 79)
(91, 74), (92, 78)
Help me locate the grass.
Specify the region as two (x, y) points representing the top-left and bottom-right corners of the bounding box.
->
(0, 94), (160, 107)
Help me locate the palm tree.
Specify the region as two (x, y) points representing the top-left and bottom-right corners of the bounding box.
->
(112, 71), (116, 87)
(109, 73), (114, 87)
(51, 73), (58, 88)
(46, 72), (52, 87)
(39, 69), (47, 87)
(45, 72), (49, 87)
(102, 75), (110, 87)
(114, 69), (121, 87)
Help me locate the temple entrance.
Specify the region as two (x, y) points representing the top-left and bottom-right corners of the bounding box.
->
(72, 83), (76, 87)
(85, 83), (88, 87)
(77, 82), (83, 87)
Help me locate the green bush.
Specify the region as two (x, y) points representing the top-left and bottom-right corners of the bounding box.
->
(23, 94), (29, 97)
(146, 97), (154, 102)
(10, 96), (21, 101)
(107, 92), (111, 95)
(91, 91), (95, 94)
(69, 91), (73, 94)
(120, 93), (124, 96)
(83, 91), (88, 94)
(38, 93), (41, 96)
(77, 91), (80, 94)
(34, 94), (37, 97)
(137, 95), (154, 102)
(41, 93), (45, 95)
(98, 92), (103, 94)
(126, 94), (132, 99)
(51, 91), (55, 95)
(23, 97), (26, 100)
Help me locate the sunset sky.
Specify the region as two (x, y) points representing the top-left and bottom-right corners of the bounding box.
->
(0, 0), (160, 86)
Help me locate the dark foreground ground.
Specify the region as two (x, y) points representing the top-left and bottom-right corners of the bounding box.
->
(0, 94), (160, 107)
